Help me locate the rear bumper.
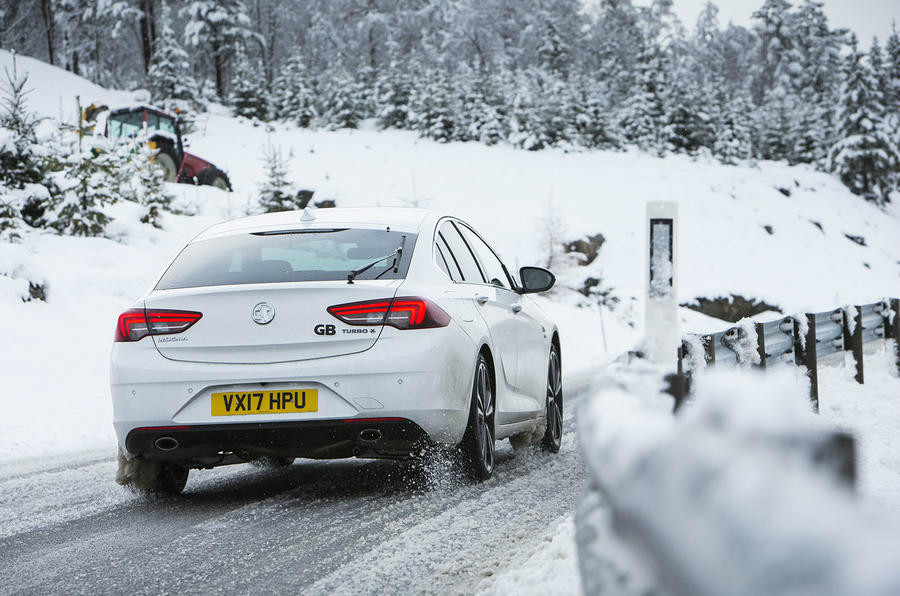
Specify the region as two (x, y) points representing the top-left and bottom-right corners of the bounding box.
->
(110, 321), (477, 455)
(126, 418), (430, 462)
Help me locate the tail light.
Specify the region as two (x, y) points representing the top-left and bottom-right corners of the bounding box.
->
(115, 309), (202, 342)
(327, 297), (450, 330)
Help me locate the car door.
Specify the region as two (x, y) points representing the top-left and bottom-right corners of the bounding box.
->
(455, 223), (544, 418)
(437, 221), (519, 396)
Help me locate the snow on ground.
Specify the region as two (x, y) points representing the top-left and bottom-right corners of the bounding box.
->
(476, 515), (582, 596)
(819, 345), (900, 512)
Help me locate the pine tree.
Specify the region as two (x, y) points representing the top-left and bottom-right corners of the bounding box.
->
(51, 142), (117, 236)
(886, 27), (900, 115)
(456, 70), (506, 145)
(884, 27), (900, 190)
(533, 73), (578, 149)
(713, 94), (753, 165)
(755, 81), (797, 161)
(258, 142), (296, 212)
(0, 60), (57, 240)
(272, 55), (318, 127)
(230, 48), (268, 121)
(133, 143), (174, 228)
(828, 36), (900, 204)
(147, 1), (198, 111)
(182, 0), (256, 99)
(507, 73), (546, 151)
(573, 79), (620, 150)
(751, 0), (795, 104)
(411, 71), (456, 143)
(320, 71), (362, 130)
(377, 63), (413, 131)
(618, 39), (668, 153)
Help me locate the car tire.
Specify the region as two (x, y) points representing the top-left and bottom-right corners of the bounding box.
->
(197, 166), (232, 191)
(154, 147), (178, 183)
(541, 344), (563, 453)
(461, 353), (495, 481)
(153, 462), (190, 495)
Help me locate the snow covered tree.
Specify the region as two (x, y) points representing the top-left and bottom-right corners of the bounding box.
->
(886, 27), (900, 116)
(532, 74), (578, 149)
(182, 0), (256, 99)
(230, 48), (269, 121)
(507, 74), (545, 151)
(320, 71), (363, 130)
(147, 1), (198, 111)
(572, 79), (620, 150)
(713, 94), (753, 165)
(755, 82), (798, 161)
(51, 144), (117, 236)
(133, 143), (174, 228)
(455, 69), (507, 145)
(0, 60), (57, 239)
(411, 71), (456, 143)
(272, 55), (318, 127)
(828, 36), (900, 204)
(586, 0), (644, 104)
(751, 0), (796, 104)
(377, 63), (413, 131)
(618, 38), (668, 153)
(258, 142), (295, 212)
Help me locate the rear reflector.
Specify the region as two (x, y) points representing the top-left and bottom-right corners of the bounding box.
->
(115, 309), (202, 342)
(327, 297), (450, 330)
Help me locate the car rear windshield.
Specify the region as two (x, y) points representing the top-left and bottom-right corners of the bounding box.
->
(156, 228), (417, 290)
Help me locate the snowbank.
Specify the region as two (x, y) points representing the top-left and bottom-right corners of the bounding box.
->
(820, 344), (900, 511)
(577, 362), (900, 596)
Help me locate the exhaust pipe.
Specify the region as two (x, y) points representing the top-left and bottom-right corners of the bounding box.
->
(359, 428), (382, 443)
(154, 436), (179, 452)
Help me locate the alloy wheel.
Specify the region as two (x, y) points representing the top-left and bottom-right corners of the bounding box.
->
(474, 359), (495, 475)
(542, 347), (563, 452)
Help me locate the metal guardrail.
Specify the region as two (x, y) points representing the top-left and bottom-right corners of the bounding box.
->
(678, 298), (900, 412)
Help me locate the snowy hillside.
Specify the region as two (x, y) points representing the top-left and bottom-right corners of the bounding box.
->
(1, 50), (899, 463)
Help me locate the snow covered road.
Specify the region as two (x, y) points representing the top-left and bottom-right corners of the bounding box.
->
(0, 384), (590, 595)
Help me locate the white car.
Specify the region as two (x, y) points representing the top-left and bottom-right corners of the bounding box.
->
(110, 207), (562, 493)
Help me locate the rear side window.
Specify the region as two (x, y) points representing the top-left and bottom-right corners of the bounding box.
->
(438, 221), (485, 283)
(436, 233), (462, 281)
(457, 224), (513, 289)
(156, 229), (416, 290)
(434, 240), (458, 281)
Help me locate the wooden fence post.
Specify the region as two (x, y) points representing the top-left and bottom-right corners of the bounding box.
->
(889, 299), (900, 377)
(755, 323), (766, 369)
(703, 334), (715, 365)
(794, 313), (818, 412)
(842, 306), (864, 384)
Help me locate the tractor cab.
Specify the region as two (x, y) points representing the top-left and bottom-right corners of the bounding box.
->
(83, 102), (232, 191)
(107, 106), (178, 141)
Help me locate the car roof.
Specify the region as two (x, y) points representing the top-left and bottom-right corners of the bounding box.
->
(193, 207), (442, 242)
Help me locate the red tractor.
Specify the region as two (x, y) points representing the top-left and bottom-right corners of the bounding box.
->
(83, 103), (232, 190)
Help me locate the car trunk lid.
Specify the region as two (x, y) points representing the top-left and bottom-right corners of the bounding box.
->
(147, 280), (400, 364)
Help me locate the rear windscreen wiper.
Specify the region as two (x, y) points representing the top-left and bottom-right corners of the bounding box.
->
(347, 235), (406, 284)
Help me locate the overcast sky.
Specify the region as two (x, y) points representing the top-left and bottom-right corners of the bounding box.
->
(628, 0), (898, 46)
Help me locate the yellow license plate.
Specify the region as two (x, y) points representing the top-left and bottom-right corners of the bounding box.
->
(211, 389), (318, 416)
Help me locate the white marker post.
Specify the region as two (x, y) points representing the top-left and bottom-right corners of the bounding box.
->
(644, 201), (680, 365)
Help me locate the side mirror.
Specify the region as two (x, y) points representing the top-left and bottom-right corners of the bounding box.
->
(519, 266), (555, 293)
